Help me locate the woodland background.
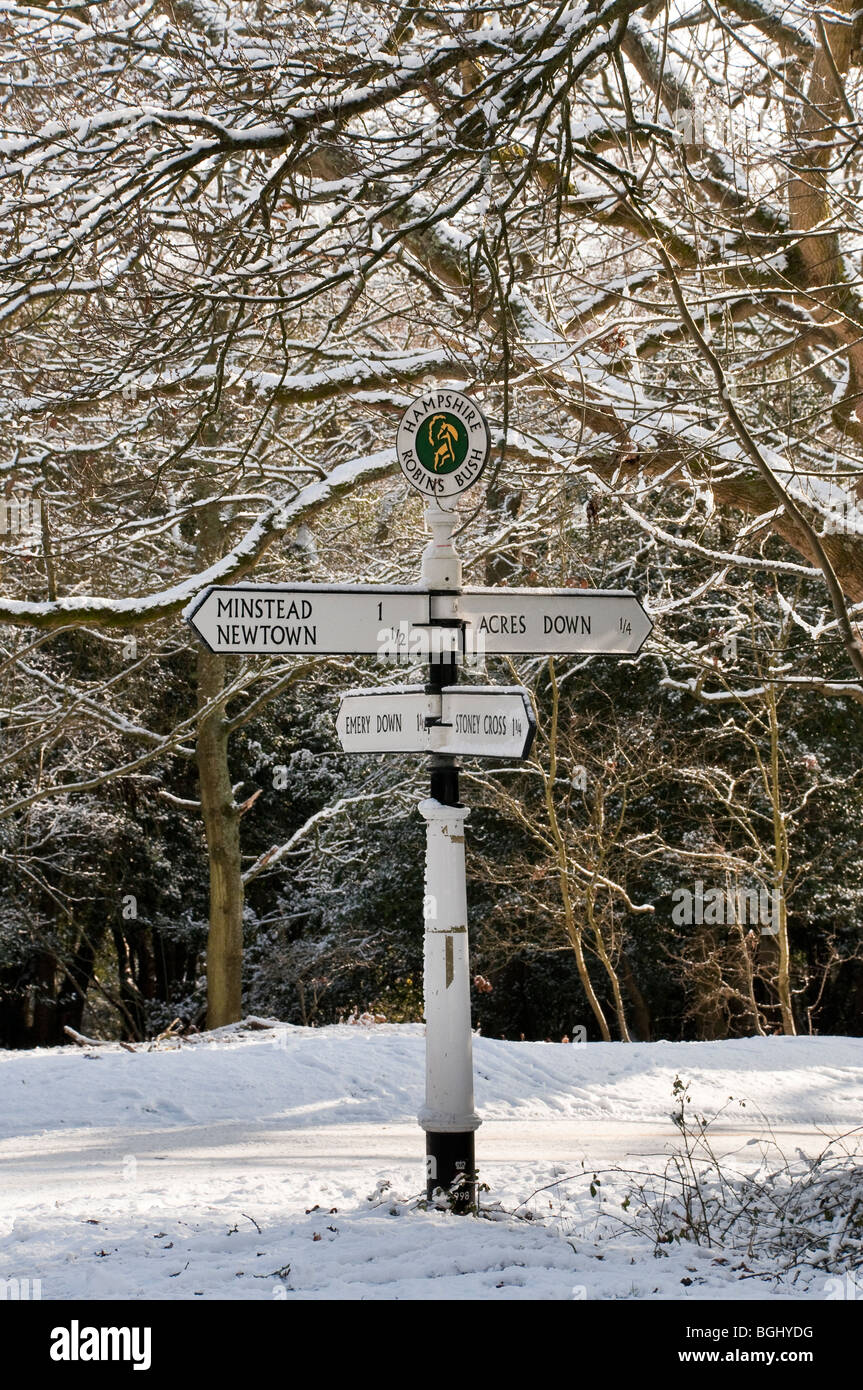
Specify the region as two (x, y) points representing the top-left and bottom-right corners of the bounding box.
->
(2, 0), (863, 1047)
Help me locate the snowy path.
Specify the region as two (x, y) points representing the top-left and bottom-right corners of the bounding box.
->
(0, 1116), (840, 1195)
(2, 1026), (861, 1301)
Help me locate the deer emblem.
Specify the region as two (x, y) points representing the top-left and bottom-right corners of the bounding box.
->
(426, 414), (460, 470)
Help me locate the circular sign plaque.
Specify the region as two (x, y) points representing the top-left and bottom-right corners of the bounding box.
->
(396, 391), (490, 499)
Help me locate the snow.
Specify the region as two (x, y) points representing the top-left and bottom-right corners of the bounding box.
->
(0, 449), (398, 628)
(125, 349), (451, 399)
(1, 1025), (860, 1300)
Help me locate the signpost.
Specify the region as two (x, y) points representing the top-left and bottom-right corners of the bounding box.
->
(185, 391), (654, 1216)
(455, 587), (652, 655)
(396, 389), (490, 500)
(186, 582), (650, 660)
(186, 583), (431, 656)
(336, 685), (535, 759)
(414, 496), (479, 1211)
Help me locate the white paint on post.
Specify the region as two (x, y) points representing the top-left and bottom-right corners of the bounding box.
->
(421, 499), (462, 591)
(417, 798), (481, 1136)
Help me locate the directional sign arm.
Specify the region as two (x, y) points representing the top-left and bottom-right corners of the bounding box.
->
(336, 685), (536, 759)
(454, 587), (653, 655)
(186, 583), (432, 656)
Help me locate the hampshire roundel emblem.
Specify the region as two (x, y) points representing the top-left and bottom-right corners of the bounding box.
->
(396, 391), (490, 499)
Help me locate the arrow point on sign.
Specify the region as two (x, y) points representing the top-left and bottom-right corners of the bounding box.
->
(631, 596), (654, 653)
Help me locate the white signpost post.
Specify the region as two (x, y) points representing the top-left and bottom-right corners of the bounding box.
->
(185, 391), (654, 1214)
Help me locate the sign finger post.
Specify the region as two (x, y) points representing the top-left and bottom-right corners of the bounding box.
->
(398, 392), (489, 1210)
(186, 389), (654, 1215)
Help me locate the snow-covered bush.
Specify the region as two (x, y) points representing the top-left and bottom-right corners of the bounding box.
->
(623, 1079), (863, 1277)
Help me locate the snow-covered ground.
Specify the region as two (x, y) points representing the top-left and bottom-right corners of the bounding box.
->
(1, 1025), (861, 1301)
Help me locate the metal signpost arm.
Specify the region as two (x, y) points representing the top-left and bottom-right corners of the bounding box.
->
(419, 499), (480, 1212)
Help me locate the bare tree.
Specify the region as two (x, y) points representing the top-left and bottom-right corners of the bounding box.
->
(4, 2), (863, 1033)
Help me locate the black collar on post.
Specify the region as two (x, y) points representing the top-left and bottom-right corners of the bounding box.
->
(427, 614), (461, 807)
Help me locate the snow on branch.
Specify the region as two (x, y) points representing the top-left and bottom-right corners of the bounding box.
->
(0, 451), (396, 631)
(243, 787), (411, 885)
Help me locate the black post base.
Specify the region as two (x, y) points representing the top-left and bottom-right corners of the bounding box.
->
(426, 1131), (477, 1213)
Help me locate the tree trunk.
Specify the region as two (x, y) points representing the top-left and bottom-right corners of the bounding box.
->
(620, 951), (651, 1041)
(57, 926), (105, 1042)
(543, 658), (613, 1041)
(766, 688), (796, 1036)
(197, 642), (244, 1029)
(195, 486), (245, 1030)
